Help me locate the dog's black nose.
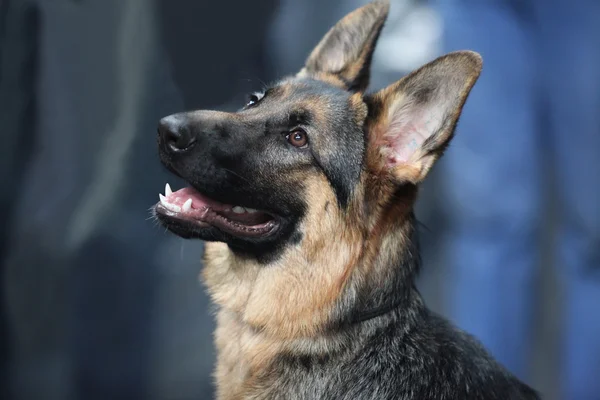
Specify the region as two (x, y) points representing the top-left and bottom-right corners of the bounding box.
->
(158, 115), (197, 153)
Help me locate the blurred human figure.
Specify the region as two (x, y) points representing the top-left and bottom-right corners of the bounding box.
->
(437, 0), (600, 398)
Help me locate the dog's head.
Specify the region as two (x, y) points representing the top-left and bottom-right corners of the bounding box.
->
(154, 0), (481, 263)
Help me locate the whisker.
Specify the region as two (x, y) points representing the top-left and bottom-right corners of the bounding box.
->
(221, 167), (253, 185)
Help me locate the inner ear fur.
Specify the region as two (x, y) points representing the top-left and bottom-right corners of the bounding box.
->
(366, 51), (483, 183)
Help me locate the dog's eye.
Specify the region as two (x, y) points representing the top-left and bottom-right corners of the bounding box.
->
(286, 129), (308, 148)
(246, 91), (265, 108)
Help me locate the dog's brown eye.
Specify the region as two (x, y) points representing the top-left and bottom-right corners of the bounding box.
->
(287, 129), (308, 148)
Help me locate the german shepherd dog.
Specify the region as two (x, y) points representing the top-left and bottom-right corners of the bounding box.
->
(154, 1), (540, 399)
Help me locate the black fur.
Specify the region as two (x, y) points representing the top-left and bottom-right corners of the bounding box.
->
(271, 307), (539, 400)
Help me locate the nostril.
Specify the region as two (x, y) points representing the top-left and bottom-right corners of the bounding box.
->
(170, 129), (196, 151)
(158, 117), (197, 152)
(166, 129), (182, 147)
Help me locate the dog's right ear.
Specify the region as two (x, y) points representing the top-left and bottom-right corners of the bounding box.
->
(298, 0), (389, 93)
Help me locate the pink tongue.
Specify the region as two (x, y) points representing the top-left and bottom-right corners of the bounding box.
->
(166, 187), (230, 211)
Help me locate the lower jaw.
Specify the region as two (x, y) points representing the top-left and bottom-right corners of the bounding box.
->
(155, 204), (279, 239)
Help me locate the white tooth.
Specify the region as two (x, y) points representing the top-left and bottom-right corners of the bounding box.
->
(245, 208), (258, 213)
(159, 194), (181, 212)
(232, 206), (245, 214)
(182, 198), (192, 212)
(165, 183), (173, 196)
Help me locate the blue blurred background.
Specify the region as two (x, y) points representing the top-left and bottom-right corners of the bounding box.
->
(1, 0), (598, 399)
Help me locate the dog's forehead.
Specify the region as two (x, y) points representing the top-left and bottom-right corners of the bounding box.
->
(238, 77), (361, 131)
(271, 77), (354, 114)
(276, 75), (347, 95)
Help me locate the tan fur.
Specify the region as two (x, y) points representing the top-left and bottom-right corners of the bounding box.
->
(204, 175), (361, 338)
(204, 173), (367, 399)
(300, 71), (348, 89)
(350, 92), (369, 124)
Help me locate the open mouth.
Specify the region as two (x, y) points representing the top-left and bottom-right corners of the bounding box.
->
(155, 183), (278, 238)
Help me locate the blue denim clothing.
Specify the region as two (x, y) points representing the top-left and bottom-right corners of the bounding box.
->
(437, 0), (600, 398)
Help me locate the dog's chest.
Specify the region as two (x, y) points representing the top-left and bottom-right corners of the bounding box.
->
(212, 311), (392, 400)
(213, 310), (283, 400)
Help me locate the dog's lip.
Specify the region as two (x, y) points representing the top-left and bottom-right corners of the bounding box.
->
(154, 183), (279, 238)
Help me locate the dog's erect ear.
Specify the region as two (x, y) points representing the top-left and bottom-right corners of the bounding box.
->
(299, 0), (389, 92)
(366, 51), (483, 184)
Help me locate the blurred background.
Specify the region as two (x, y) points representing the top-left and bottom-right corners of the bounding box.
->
(1, 0), (598, 399)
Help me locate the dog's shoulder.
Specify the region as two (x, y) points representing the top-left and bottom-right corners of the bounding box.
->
(264, 311), (540, 400)
(406, 311), (541, 400)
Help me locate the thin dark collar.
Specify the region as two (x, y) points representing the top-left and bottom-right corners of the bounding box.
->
(348, 295), (405, 325)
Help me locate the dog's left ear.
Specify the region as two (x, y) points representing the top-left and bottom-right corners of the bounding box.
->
(299, 0), (389, 92)
(366, 51), (483, 184)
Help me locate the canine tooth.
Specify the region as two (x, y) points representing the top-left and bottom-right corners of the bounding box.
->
(182, 198), (192, 212)
(245, 208), (258, 213)
(159, 194), (181, 212)
(232, 206), (245, 214)
(165, 183), (173, 196)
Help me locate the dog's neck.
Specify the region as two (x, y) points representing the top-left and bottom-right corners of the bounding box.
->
(204, 214), (426, 399)
(203, 211), (424, 342)
(333, 211), (424, 328)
